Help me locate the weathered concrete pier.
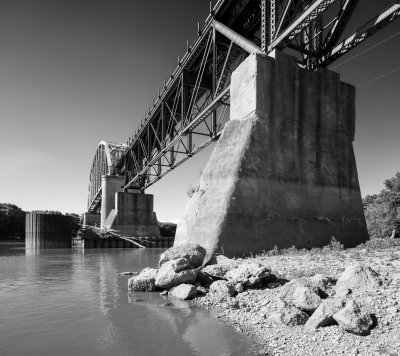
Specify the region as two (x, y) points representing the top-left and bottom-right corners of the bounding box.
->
(175, 51), (368, 258)
(82, 0), (399, 255)
(84, 142), (160, 239)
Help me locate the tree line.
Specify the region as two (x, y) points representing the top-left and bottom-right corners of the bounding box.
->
(0, 204), (81, 240)
(1, 171), (400, 240)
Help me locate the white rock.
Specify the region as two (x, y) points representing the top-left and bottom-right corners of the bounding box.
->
(159, 243), (206, 267)
(155, 259), (197, 289)
(128, 268), (158, 292)
(333, 299), (373, 336)
(169, 284), (197, 300)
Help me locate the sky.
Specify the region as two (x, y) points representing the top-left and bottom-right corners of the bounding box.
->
(0, 0), (399, 222)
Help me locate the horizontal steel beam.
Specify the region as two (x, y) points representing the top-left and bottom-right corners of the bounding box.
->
(212, 20), (262, 54)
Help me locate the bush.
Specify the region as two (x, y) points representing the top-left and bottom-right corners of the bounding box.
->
(363, 171), (400, 239)
(0, 203), (26, 239)
(158, 222), (177, 237)
(261, 237), (343, 257)
(357, 238), (400, 250)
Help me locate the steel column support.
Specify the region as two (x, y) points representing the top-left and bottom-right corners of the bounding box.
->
(261, 0), (268, 53)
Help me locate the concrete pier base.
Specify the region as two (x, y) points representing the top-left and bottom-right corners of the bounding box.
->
(175, 51), (368, 259)
(100, 175), (124, 228)
(104, 192), (160, 237)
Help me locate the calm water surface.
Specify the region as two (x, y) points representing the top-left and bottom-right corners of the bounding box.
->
(0, 243), (255, 356)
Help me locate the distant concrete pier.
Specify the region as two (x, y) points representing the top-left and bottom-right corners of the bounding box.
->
(26, 213), (73, 249)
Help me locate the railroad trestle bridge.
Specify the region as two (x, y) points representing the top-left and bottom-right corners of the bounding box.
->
(84, 0), (400, 256)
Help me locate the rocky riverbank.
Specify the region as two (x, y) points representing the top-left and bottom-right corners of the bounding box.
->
(127, 240), (400, 355)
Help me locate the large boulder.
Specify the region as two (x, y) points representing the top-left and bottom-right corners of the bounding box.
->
(333, 299), (373, 336)
(335, 265), (382, 297)
(225, 262), (271, 287)
(291, 286), (322, 312)
(308, 274), (337, 294)
(278, 278), (322, 311)
(155, 258), (197, 289)
(128, 268), (158, 292)
(202, 264), (233, 280)
(159, 243), (206, 268)
(209, 280), (236, 298)
(305, 298), (346, 329)
(169, 284), (197, 300)
(270, 303), (309, 326)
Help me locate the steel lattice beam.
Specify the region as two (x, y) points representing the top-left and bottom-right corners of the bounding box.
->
(319, 2), (400, 67)
(86, 0), (400, 199)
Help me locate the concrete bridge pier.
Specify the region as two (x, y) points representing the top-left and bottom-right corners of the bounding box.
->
(100, 175), (160, 237)
(100, 175), (124, 228)
(175, 50), (368, 260)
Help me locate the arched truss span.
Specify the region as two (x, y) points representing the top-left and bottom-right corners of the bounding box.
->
(87, 141), (126, 212)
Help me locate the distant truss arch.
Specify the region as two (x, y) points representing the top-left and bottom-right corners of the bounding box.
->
(87, 141), (126, 212)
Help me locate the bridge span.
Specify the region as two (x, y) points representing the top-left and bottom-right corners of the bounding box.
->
(84, 0), (400, 257)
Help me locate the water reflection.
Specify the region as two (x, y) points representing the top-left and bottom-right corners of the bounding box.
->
(124, 291), (254, 356)
(0, 245), (254, 356)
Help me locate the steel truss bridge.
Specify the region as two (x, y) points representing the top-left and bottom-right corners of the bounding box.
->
(87, 0), (400, 213)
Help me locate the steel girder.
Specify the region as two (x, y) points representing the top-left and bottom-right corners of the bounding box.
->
(87, 141), (126, 212)
(116, 0), (400, 191)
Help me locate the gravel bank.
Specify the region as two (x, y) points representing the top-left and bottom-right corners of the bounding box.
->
(196, 246), (400, 356)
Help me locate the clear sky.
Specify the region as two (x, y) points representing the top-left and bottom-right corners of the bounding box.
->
(0, 0), (399, 222)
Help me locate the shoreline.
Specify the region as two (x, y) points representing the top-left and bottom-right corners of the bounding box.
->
(193, 245), (400, 355)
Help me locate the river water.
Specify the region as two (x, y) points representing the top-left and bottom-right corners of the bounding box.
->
(0, 243), (255, 356)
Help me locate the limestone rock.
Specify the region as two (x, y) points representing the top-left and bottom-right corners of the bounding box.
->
(159, 243), (206, 268)
(195, 270), (214, 286)
(209, 280), (236, 298)
(225, 262), (271, 287)
(169, 284), (197, 300)
(305, 298), (346, 329)
(270, 304), (309, 326)
(335, 265), (382, 296)
(207, 255), (237, 266)
(309, 274), (337, 294)
(155, 259), (197, 289)
(291, 286), (322, 312)
(202, 264), (233, 279)
(128, 268), (158, 292)
(333, 299), (373, 336)
(234, 282), (245, 293)
(278, 278), (323, 312)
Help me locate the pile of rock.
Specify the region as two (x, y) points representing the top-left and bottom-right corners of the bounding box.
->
(128, 243), (386, 339)
(270, 264), (383, 336)
(128, 243), (277, 301)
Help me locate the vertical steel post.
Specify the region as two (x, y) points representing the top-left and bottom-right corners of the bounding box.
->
(270, 0), (276, 46)
(212, 27), (217, 138)
(161, 101), (165, 147)
(261, 0), (268, 53)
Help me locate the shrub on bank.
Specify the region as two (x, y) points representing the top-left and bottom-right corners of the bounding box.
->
(159, 222), (177, 237)
(0, 203), (26, 240)
(363, 171), (400, 239)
